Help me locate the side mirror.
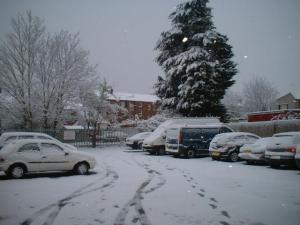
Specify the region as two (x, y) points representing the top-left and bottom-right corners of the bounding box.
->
(65, 152), (69, 156)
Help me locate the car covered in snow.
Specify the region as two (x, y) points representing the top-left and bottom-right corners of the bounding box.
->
(165, 124), (233, 158)
(0, 132), (77, 151)
(265, 132), (300, 168)
(0, 139), (96, 179)
(142, 117), (220, 155)
(125, 132), (152, 149)
(239, 137), (275, 164)
(209, 132), (260, 162)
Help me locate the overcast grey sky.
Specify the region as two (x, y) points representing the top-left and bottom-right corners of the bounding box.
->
(0, 0), (299, 96)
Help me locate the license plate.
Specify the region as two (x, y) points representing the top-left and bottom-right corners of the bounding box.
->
(212, 151), (220, 156)
(271, 156), (280, 159)
(243, 150), (251, 153)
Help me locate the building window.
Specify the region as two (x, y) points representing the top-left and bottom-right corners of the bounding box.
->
(278, 104), (288, 110)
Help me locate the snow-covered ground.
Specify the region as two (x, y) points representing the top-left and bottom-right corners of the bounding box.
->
(0, 146), (300, 225)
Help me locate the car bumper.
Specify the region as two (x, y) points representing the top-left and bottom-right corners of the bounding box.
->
(0, 163), (9, 172)
(88, 160), (96, 169)
(239, 152), (265, 161)
(265, 155), (294, 165)
(295, 158), (300, 169)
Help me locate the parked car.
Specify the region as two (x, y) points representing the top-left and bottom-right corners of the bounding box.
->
(295, 151), (300, 169)
(265, 132), (300, 168)
(0, 139), (96, 178)
(142, 117), (220, 155)
(125, 132), (152, 149)
(239, 137), (275, 164)
(209, 132), (260, 162)
(165, 124), (233, 158)
(0, 132), (77, 151)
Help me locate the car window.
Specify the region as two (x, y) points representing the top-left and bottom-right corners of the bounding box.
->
(219, 127), (232, 133)
(5, 136), (17, 142)
(246, 135), (259, 141)
(41, 143), (64, 154)
(18, 143), (40, 152)
(37, 136), (52, 140)
(19, 135), (35, 139)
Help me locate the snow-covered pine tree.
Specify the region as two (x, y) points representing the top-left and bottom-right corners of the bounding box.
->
(155, 0), (237, 120)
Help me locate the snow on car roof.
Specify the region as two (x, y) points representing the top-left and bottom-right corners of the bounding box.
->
(0, 132), (51, 137)
(273, 131), (300, 137)
(107, 92), (160, 103)
(168, 123), (227, 129)
(216, 132), (259, 137)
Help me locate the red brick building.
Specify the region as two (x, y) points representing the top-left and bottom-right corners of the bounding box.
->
(108, 92), (160, 122)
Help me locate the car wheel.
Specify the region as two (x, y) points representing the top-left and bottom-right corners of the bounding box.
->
(246, 160), (254, 165)
(269, 161), (280, 168)
(158, 148), (165, 155)
(229, 151), (239, 162)
(138, 142), (143, 149)
(8, 164), (26, 179)
(186, 149), (195, 159)
(75, 162), (89, 175)
(211, 156), (219, 161)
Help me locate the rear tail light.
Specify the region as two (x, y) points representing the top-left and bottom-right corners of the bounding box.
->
(287, 146), (296, 153)
(179, 132), (183, 144)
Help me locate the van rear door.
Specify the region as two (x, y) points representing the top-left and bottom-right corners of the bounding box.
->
(182, 128), (219, 154)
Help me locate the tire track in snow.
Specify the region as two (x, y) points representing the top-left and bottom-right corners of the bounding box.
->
(20, 163), (119, 225)
(113, 155), (166, 225)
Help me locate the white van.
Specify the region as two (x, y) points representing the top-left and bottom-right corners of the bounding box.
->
(142, 117), (220, 155)
(165, 124), (233, 158)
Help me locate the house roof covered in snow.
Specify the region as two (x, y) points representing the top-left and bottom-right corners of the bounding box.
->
(108, 92), (160, 103)
(291, 91), (300, 99)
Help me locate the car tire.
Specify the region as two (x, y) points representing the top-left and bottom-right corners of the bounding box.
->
(246, 160), (254, 165)
(229, 151), (239, 162)
(211, 156), (219, 161)
(186, 149), (195, 159)
(75, 162), (90, 175)
(138, 142), (143, 149)
(158, 148), (165, 155)
(8, 164), (26, 179)
(269, 161), (280, 168)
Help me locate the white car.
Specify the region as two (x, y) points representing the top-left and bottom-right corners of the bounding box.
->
(0, 139), (96, 178)
(265, 132), (300, 168)
(209, 132), (260, 162)
(0, 132), (77, 151)
(239, 137), (275, 164)
(125, 132), (152, 149)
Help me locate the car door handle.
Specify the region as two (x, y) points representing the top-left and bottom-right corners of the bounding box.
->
(41, 156), (47, 159)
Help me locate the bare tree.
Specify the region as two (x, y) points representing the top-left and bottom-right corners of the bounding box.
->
(34, 31), (97, 129)
(243, 76), (278, 112)
(0, 11), (45, 128)
(51, 31), (97, 130)
(222, 89), (244, 119)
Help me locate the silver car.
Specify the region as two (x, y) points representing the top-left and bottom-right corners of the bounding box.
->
(0, 139), (96, 178)
(239, 137), (275, 164)
(265, 132), (300, 168)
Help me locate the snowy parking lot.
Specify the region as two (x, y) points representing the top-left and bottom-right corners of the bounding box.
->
(0, 146), (300, 225)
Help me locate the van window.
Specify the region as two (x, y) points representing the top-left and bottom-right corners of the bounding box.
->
(182, 128), (219, 140)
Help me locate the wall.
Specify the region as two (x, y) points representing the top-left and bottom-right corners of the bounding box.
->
(228, 120), (300, 137)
